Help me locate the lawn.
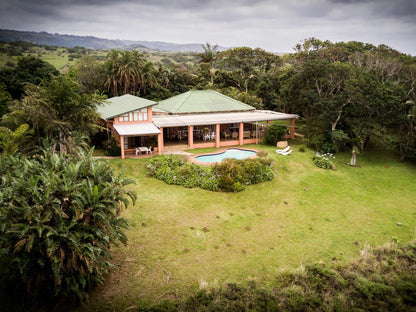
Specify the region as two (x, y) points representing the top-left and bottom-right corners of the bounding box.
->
(84, 143), (416, 310)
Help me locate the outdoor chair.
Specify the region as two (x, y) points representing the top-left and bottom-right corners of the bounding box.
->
(223, 130), (230, 139)
(278, 149), (292, 155)
(232, 132), (238, 139)
(276, 146), (291, 154)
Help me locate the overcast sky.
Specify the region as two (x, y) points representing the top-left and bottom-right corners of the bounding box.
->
(0, 0), (415, 55)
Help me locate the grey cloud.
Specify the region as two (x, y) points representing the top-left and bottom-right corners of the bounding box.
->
(0, 0), (415, 55)
(329, 0), (416, 18)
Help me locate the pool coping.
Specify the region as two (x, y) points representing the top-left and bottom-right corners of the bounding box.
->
(188, 147), (262, 166)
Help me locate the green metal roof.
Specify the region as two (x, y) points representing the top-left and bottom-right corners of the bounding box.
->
(154, 90), (255, 114)
(97, 94), (157, 120)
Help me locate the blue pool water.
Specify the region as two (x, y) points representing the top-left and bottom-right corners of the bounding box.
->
(195, 148), (256, 163)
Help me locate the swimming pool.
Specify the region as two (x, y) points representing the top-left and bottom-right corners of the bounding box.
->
(195, 148), (256, 163)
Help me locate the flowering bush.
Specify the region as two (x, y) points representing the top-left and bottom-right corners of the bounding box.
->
(146, 155), (274, 192)
(312, 152), (335, 169)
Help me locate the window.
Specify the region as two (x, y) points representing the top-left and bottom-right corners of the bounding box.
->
(141, 108), (148, 121)
(130, 109), (148, 121)
(119, 114), (128, 122)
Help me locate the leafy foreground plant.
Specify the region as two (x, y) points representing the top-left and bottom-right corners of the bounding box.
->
(0, 148), (136, 308)
(146, 155), (275, 192)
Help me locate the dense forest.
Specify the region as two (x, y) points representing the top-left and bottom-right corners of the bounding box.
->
(1, 38), (415, 161)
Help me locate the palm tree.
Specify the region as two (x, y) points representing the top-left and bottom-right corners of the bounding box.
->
(138, 61), (158, 95)
(105, 50), (145, 96)
(118, 51), (144, 95)
(198, 42), (219, 85)
(105, 50), (122, 96)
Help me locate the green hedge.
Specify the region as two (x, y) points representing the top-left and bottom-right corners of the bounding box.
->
(146, 155), (275, 192)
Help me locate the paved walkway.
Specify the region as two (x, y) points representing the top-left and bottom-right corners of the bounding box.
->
(162, 144), (192, 155)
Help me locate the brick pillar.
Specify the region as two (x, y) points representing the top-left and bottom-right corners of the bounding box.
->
(158, 127), (163, 155)
(188, 125), (194, 148)
(239, 122), (244, 145)
(120, 135), (125, 159)
(215, 124), (220, 148)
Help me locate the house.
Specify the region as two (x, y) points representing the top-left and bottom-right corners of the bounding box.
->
(97, 94), (160, 157)
(97, 90), (298, 159)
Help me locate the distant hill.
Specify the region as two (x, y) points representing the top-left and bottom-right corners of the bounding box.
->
(0, 29), (228, 52)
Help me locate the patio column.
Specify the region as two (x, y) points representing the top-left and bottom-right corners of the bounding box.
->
(289, 118), (296, 139)
(120, 135), (125, 159)
(215, 124), (220, 148)
(239, 122), (244, 145)
(188, 125), (194, 148)
(158, 127), (163, 155)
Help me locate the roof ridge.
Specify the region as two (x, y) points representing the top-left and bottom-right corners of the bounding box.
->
(171, 90), (192, 113)
(214, 90), (254, 109)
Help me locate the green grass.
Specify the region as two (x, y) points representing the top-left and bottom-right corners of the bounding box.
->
(84, 143), (416, 310)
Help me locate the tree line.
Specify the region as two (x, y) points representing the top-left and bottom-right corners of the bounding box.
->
(0, 38), (415, 160)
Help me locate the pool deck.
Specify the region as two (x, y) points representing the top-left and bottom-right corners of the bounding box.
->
(188, 147), (262, 166)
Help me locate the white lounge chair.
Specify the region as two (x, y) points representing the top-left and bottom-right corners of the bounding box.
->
(276, 146), (291, 154)
(278, 149), (292, 156)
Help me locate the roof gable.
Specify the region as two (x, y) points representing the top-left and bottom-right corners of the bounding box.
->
(97, 94), (157, 120)
(154, 90), (255, 114)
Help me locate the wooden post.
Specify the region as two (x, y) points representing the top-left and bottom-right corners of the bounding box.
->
(158, 127), (163, 155)
(188, 125), (194, 148)
(290, 118), (295, 139)
(120, 135), (125, 159)
(215, 124), (220, 148)
(239, 122), (244, 145)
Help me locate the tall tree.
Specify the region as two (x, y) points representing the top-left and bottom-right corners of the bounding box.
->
(0, 56), (59, 99)
(5, 74), (103, 154)
(76, 56), (106, 94)
(198, 42), (218, 85)
(138, 61), (158, 95)
(104, 50), (145, 96)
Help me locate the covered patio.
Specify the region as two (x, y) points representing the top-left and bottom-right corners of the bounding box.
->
(152, 110), (298, 152)
(113, 123), (161, 158)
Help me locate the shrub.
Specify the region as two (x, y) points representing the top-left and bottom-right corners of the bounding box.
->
(298, 145), (306, 152)
(240, 158), (274, 185)
(146, 155), (274, 192)
(256, 150), (268, 157)
(104, 135), (121, 156)
(0, 148), (136, 305)
(262, 121), (287, 146)
(312, 152), (335, 169)
(319, 141), (335, 154)
(214, 159), (247, 192)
